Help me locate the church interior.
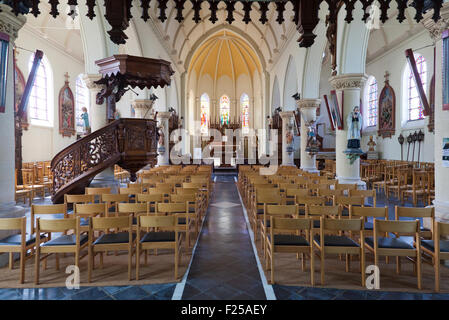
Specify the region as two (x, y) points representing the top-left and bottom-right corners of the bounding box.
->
(1, 0), (449, 302)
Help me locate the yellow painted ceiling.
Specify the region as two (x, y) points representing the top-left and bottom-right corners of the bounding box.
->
(189, 31), (261, 80)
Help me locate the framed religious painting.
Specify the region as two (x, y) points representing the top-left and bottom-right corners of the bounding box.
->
(405, 48), (430, 116)
(14, 64), (29, 129)
(58, 74), (76, 137)
(378, 72), (396, 138)
(324, 90), (343, 130)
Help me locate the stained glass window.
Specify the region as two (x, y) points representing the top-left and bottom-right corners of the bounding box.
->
(220, 95), (230, 125)
(75, 75), (89, 132)
(367, 77), (378, 127)
(407, 55), (427, 121)
(240, 93), (249, 134)
(200, 93), (209, 134)
(28, 55), (48, 122)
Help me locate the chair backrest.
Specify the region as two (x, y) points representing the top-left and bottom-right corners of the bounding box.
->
(119, 187), (141, 195)
(138, 215), (177, 229)
(271, 217), (312, 233)
(31, 204), (68, 233)
(0, 217), (26, 237)
(435, 221), (449, 239)
(149, 186), (173, 196)
(334, 195), (364, 206)
(350, 206), (388, 219)
(91, 216), (132, 231)
(85, 187), (111, 195)
(335, 183), (357, 191)
(318, 189), (343, 197)
(264, 204), (298, 217)
(395, 206), (434, 219)
(157, 202), (188, 214)
(349, 189), (376, 206)
(305, 205), (340, 218)
(286, 189), (309, 198)
(176, 188), (199, 196)
(37, 217), (78, 233)
(101, 193), (130, 204)
(320, 217), (363, 232)
(374, 219), (419, 236)
(296, 196), (326, 206)
(183, 182), (205, 189)
(74, 203), (107, 218)
(256, 191), (282, 204)
(117, 203), (148, 216)
(64, 194), (95, 205)
(137, 193), (164, 203)
(170, 194), (196, 203)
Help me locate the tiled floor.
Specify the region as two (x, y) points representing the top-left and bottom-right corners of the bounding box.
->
(181, 174), (266, 300)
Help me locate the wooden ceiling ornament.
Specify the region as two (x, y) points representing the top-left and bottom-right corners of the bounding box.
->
(2, 0), (446, 49)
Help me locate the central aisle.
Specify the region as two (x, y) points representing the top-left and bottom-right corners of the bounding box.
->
(181, 174), (267, 300)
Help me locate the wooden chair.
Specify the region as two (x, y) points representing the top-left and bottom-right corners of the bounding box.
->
(335, 183), (357, 192)
(85, 187), (112, 203)
(88, 215), (135, 282)
(401, 171), (428, 207)
(395, 206), (434, 239)
(252, 192), (282, 242)
(31, 204), (68, 235)
(295, 196), (326, 215)
(386, 169), (409, 202)
(156, 202), (193, 249)
(64, 194), (95, 210)
(260, 204), (299, 256)
(22, 168), (45, 200)
(119, 186), (141, 199)
(349, 206), (388, 238)
(101, 193), (130, 216)
(170, 194), (201, 234)
(117, 203), (148, 224)
(285, 189), (309, 205)
(15, 169), (32, 206)
(74, 203), (107, 231)
(367, 219), (422, 289)
(265, 216), (314, 285)
(34, 217), (88, 285)
(305, 204), (340, 231)
(0, 217), (35, 283)
(136, 193), (164, 214)
(136, 215), (182, 280)
(333, 195), (364, 217)
(314, 217), (365, 286)
(349, 189), (377, 207)
(318, 189), (343, 205)
(421, 221), (449, 292)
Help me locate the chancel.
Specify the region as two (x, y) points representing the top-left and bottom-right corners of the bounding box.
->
(1, 0), (449, 303)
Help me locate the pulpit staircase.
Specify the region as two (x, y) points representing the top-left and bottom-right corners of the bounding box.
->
(50, 118), (159, 204)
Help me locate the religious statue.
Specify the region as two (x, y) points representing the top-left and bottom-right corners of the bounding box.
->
(81, 107), (90, 135)
(367, 136), (376, 152)
(157, 124), (166, 154)
(305, 120), (320, 156)
(286, 125), (294, 154)
(114, 110), (121, 120)
(344, 106), (363, 164)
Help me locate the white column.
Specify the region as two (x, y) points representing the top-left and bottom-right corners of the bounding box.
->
(0, 5), (27, 266)
(83, 74), (107, 131)
(330, 74), (367, 187)
(297, 99), (321, 173)
(423, 4), (449, 223)
(132, 99), (155, 119)
(279, 111), (295, 166)
(157, 112), (171, 166)
(82, 74), (116, 186)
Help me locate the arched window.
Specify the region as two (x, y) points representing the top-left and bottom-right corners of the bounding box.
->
(28, 55), (49, 123)
(405, 54), (427, 121)
(200, 93), (209, 134)
(366, 77), (378, 127)
(220, 95), (230, 125)
(240, 93), (249, 134)
(75, 75), (89, 132)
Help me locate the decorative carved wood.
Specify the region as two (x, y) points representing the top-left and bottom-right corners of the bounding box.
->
(95, 54), (174, 105)
(4, 1), (447, 48)
(378, 71), (396, 139)
(51, 118), (158, 203)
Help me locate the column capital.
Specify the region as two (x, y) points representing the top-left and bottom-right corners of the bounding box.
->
(279, 111), (295, 119)
(0, 4), (26, 41)
(329, 73), (368, 90)
(422, 3), (449, 41)
(83, 74), (104, 91)
(296, 98), (321, 110)
(157, 112), (171, 119)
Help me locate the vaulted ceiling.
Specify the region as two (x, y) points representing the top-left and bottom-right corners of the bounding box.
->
(146, 0), (297, 73)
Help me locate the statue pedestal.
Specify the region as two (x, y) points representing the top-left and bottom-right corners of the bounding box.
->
(367, 151), (379, 160)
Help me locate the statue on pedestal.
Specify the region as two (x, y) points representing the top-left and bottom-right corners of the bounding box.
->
(81, 107), (91, 135)
(367, 136), (376, 152)
(305, 120), (320, 156)
(344, 106), (363, 164)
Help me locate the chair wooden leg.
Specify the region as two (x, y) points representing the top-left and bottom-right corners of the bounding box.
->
(301, 253), (305, 272)
(136, 245), (140, 281)
(128, 249), (132, 281)
(310, 248), (315, 286)
(435, 257), (440, 292)
(270, 251), (274, 284)
(360, 251), (366, 287)
(144, 249), (148, 266)
(19, 250), (25, 284)
(55, 253), (60, 270)
(174, 246), (179, 280)
(88, 247), (93, 283)
(320, 251), (325, 286)
(396, 256), (401, 274)
(34, 248), (40, 285)
(9, 252), (13, 270)
(100, 252), (104, 269)
(417, 253), (422, 290)
(346, 254), (350, 272)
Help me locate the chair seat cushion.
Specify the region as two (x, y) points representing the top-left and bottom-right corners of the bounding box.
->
(314, 235), (359, 247)
(93, 232), (135, 245)
(365, 237), (414, 249)
(43, 234), (88, 246)
(141, 231), (175, 243)
(0, 233), (45, 246)
(268, 234), (309, 246)
(421, 240), (449, 253)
